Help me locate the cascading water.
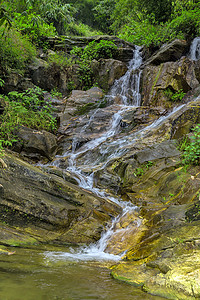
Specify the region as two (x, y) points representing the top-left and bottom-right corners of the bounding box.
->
(44, 43), (189, 262)
(45, 46), (143, 262)
(109, 45), (142, 106)
(190, 37), (200, 60)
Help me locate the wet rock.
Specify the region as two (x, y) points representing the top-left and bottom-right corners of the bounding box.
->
(60, 87), (104, 126)
(91, 59), (127, 92)
(141, 56), (200, 108)
(58, 103), (121, 154)
(0, 153), (122, 246)
(170, 98), (200, 139)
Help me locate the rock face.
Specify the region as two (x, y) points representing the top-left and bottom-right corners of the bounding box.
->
(29, 58), (81, 94)
(144, 39), (189, 66)
(141, 56), (200, 107)
(15, 126), (58, 161)
(140, 39), (200, 109)
(91, 59), (127, 92)
(44, 35), (135, 63)
(0, 153), (121, 246)
(59, 86), (105, 127)
(99, 98), (200, 299)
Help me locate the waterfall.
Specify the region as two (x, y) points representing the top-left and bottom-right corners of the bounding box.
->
(44, 45), (185, 262)
(109, 45), (142, 106)
(190, 37), (200, 61)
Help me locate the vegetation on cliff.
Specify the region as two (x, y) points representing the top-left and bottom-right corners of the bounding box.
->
(0, 0), (199, 156)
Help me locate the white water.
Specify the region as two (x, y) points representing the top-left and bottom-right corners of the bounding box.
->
(45, 40), (199, 262)
(109, 45), (142, 106)
(190, 37), (200, 60)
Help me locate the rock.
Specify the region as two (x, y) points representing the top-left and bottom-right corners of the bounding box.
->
(171, 98), (200, 139)
(109, 146), (200, 299)
(15, 126), (58, 161)
(144, 39), (189, 66)
(57, 103), (121, 155)
(141, 56), (200, 108)
(0, 153), (122, 246)
(59, 86), (105, 125)
(91, 59), (127, 92)
(29, 59), (81, 94)
(44, 35), (135, 63)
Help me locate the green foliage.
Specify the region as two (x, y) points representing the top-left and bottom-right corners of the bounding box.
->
(39, 0), (76, 35)
(50, 88), (63, 98)
(71, 40), (117, 60)
(0, 4), (12, 31)
(0, 78), (5, 87)
(164, 88), (186, 102)
(13, 9), (56, 45)
(48, 51), (72, 69)
(138, 0), (173, 23)
(0, 26), (36, 73)
(93, 0), (116, 33)
(67, 22), (102, 37)
(118, 19), (166, 47)
(0, 87), (56, 151)
(167, 8), (200, 39)
(83, 40), (117, 60)
(181, 125), (200, 165)
(70, 40), (117, 89)
(69, 0), (98, 28)
(134, 161), (153, 177)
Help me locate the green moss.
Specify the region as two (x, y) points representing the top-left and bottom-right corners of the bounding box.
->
(74, 99), (107, 115)
(111, 272), (144, 287)
(150, 64), (163, 101)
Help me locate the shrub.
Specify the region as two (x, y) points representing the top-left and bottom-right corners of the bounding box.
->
(13, 10), (56, 46)
(117, 19), (167, 47)
(181, 125), (200, 165)
(164, 88), (186, 102)
(117, 8), (200, 47)
(82, 40), (117, 60)
(0, 26), (36, 73)
(70, 40), (117, 89)
(0, 87), (57, 150)
(66, 22), (102, 37)
(48, 51), (72, 69)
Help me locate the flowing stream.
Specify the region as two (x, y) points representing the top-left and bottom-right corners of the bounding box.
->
(190, 36), (200, 60)
(45, 46), (185, 263)
(4, 42), (200, 300)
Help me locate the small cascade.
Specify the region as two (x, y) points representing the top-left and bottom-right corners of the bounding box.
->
(46, 45), (186, 262)
(109, 45), (142, 106)
(190, 37), (200, 60)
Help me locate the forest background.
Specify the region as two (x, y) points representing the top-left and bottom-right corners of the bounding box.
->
(0, 0), (199, 154)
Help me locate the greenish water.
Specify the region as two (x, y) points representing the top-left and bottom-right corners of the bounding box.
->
(0, 246), (164, 300)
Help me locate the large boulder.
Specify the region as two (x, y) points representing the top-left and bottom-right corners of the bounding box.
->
(15, 126), (58, 161)
(141, 56), (200, 108)
(91, 59), (128, 92)
(144, 39), (189, 66)
(29, 58), (81, 94)
(0, 153), (121, 246)
(59, 86), (105, 127)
